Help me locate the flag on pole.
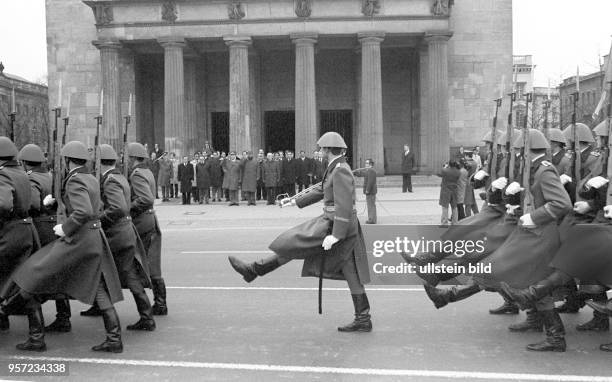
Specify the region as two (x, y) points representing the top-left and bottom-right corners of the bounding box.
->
(593, 42), (612, 119)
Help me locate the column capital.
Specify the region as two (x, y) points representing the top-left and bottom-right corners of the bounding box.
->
(158, 36), (186, 48)
(224, 36), (252, 48)
(92, 39), (122, 51)
(290, 32), (318, 45)
(358, 31), (385, 44)
(424, 31), (453, 44)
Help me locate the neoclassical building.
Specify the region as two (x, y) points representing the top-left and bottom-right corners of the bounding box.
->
(46, 0), (512, 174)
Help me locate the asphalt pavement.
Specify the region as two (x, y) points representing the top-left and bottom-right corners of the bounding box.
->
(1, 188), (612, 381)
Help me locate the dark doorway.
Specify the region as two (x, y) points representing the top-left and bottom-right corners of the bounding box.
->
(320, 110), (353, 164)
(211, 112), (229, 154)
(264, 111), (295, 153)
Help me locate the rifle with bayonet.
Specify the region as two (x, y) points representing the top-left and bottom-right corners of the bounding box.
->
(506, 91), (517, 181)
(52, 107), (65, 223)
(521, 93), (534, 215)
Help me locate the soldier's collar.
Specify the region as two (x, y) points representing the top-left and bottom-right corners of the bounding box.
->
(531, 153), (545, 163)
(67, 165), (89, 177)
(327, 155), (344, 168)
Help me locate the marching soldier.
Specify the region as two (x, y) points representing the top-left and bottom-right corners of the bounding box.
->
(95, 144), (155, 330)
(0, 137), (40, 342)
(228, 132), (372, 332)
(18, 144), (72, 333)
(549, 129), (571, 176)
(423, 130), (572, 349)
(3, 141), (124, 352)
(126, 143), (167, 315)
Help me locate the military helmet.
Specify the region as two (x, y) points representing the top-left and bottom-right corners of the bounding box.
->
(317, 132), (347, 149)
(18, 144), (45, 162)
(593, 120), (609, 137)
(482, 130), (502, 143)
(0, 136), (19, 158)
(126, 142), (148, 158)
(548, 128), (567, 145)
(99, 144), (118, 161)
(513, 129), (550, 150)
(496, 129), (520, 146)
(562, 123), (595, 143)
(60, 141), (89, 160)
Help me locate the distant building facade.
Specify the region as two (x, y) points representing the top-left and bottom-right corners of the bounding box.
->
(46, 0), (513, 174)
(0, 63), (49, 150)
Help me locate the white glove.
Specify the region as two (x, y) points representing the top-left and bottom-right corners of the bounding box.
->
(474, 170), (489, 181)
(604, 205), (612, 219)
(586, 176), (609, 189)
(505, 204), (521, 215)
(280, 198), (296, 208)
(491, 177), (508, 191)
(43, 194), (56, 207)
(322, 235), (339, 251)
(519, 213), (536, 228)
(559, 174), (572, 185)
(53, 224), (65, 237)
(505, 182), (524, 195)
(573, 201), (592, 214)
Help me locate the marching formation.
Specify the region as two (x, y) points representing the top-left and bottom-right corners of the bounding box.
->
(0, 137), (166, 353)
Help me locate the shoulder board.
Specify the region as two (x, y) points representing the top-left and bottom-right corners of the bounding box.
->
(540, 161), (552, 167)
(335, 162), (351, 170)
(564, 152), (573, 159)
(591, 151), (601, 157)
(26, 170), (33, 175)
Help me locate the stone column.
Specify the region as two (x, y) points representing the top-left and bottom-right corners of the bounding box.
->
(184, 59), (198, 156)
(418, 44), (429, 173)
(358, 32), (385, 174)
(291, 32), (318, 154)
(424, 32), (452, 171)
(93, 40), (122, 150)
(354, 48), (362, 168)
(224, 36), (251, 152)
(249, 49), (262, 151)
(159, 36), (186, 158)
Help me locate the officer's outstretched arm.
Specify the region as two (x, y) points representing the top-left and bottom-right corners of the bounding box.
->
(295, 187), (324, 208)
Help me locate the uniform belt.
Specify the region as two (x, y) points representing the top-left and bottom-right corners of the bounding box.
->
(87, 220), (102, 229)
(323, 205), (357, 213)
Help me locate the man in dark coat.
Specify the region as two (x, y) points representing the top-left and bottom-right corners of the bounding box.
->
(256, 152), (266, 201)
(18, 144), (72, 333)
(4, 141), (124, 353)
(0, 137), (40, 344)
(127, 143), (167, 316)
(296, 150), (311, 192)
(228, 132), (372, 333)
(158, 153), (172, 202)
(240, 151), (258, 206)
(209, 152), (224, 202)
(262, 153), (279, 205)
(312, 150), (324, 183)
(401, 144), (415, 192)
(282, 150), (297, 196)
(437, 161), (460, 226)
(274, 152), (283, 197)
(354, 158), (377, 224)
(178, 156), (194, 205)
(93, 144), (155, 331)
(196, 155), (211, 204)
(224, 151), (242, 206)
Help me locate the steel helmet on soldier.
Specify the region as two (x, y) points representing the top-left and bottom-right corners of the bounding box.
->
(593, 120), (609, 137)
(99, 144), (118, 161)
(0, 136), (18, 158)
(18, 144), (45, 162)
(127, 142), (148, 158)
(60, 141), (89, 160)
(513, 129), (550, 150)
(317, 132), (347, 149)
(562, 123), (594, 143)
(483, 130), (503, 143)
(548, 128), (567, 145)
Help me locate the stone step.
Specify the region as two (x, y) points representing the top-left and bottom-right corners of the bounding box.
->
(354, 175), (440, 188)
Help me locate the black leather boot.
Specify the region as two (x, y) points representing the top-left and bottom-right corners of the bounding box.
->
(92, 308), (123, 353)
(151, 278), (168, 316)
(555, 281), (583, 313)
(338, 294), (372, 332)
(16, 305), (46, 352)
(424, 281), (481, 309)
(526, 310), (566, 352)
(127, 291), (156, 331)
(508, 309), (543, 332)
(500, 271), (573, 310)
(81, 302), (103, 317)
(228, 255), (281, 283)
(45, 299), (71, 333)
(586, 298), (612, 316)
(489, 294), (519, 315)
(576, 309), (609, 332)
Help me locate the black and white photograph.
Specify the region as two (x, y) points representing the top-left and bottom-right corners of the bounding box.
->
(1, 0), (612, 380)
